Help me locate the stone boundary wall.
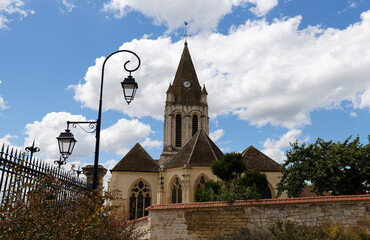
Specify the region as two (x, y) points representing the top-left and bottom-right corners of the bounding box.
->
(145, 195), (370, 240)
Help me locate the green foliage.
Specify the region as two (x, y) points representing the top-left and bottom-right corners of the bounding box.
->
(239, 170), (269, 192)
(211, 152), (246, 183)
(277, 135), (370, 197)
(210, 222), (369, 240)
(0, 173), (144, 240)
(196, 153), (268, 202)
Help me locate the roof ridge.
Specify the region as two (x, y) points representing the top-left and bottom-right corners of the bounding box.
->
(203, 130), (219, 162)
(187, 130), (201, 166)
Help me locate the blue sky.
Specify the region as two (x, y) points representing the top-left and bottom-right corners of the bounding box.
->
(1, 0), (370, 178)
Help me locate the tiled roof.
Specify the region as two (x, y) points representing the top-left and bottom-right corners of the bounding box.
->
(242, 146), (282, 172)
(126, 216), (148, 225)
(111, 143), (159, 172)
(164, 130), (224, 169)
(171, 42), (202, 106)
(146, 194), (370, 210)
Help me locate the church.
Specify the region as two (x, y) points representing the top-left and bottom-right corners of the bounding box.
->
(107, 42), (284, 220)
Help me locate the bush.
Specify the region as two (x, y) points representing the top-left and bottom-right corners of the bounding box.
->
(0, 173), (145, 240)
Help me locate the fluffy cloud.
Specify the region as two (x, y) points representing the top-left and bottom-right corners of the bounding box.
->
(0, 97), (6, 110)
(210, 129), (225, 142)
(0, 0), (34, 29)
(140, 137), (162, 149)
(101, 118), (154, 156)
(0, 80), (7, 110)
(73, 11), (370, 129)
(262, 129), (308, 163)
(0, 134), (21, 150)
(103, 0), (278, 32)
(59, 0), (76, 13)
(23, 112), (157, 163)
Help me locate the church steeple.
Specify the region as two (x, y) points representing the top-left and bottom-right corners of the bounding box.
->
(160, 42), (209, 165)
(171, 42), (202, 106)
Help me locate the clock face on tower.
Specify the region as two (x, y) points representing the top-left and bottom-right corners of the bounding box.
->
(183, 80), (192, 88)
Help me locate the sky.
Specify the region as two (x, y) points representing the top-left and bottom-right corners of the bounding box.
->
(1, 0), (370, 183)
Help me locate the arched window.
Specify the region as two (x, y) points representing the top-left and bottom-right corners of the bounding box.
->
(195, 175), (207, 189)
(171, 177), (182, 203)
(129, 180), (151, 220)
(260, 186), (272, 199)
(175, 114), (182, 147)
(192, 115), (198, 136)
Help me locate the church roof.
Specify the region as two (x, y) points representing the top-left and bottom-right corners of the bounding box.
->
(171, 42), (202, 105)
(164, 130), (224, 169)
(241, 146), (282, 172)
(111, 143), (159, 172)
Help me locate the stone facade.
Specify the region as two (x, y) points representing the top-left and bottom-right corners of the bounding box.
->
(144, 195), (370, 240)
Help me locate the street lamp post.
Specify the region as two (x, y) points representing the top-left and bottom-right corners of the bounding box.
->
(57, 50), (141, 190)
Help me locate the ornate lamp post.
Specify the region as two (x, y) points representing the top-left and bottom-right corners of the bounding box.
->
(57, 50), (140, 190)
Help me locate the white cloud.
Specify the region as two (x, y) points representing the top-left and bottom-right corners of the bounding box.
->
(23, 112), (158, 164)
(103, 0), (278, 33)
(0, 80), (7, 110)
(59, 0), (76, 13)
(24, 112), (94, 163)
(73, 11), (370, 129)
(0, 134), (21, 150)
(210, 129), (225, 142)
(101, 118), (154, 155)
(100, 159), (118, 190)
(262, 129), (308, 163)
(249, 0), (278, 16)
(0, 0), (34, 29)
(140, 137), (162, 149)
(0, 96), (6, 110)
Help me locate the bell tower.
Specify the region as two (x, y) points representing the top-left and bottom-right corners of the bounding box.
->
(159, 42), (209, 165)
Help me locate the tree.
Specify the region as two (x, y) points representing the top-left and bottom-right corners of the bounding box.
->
(195, 152), (268, 202)
(0, 173), (145, 239)
(211, 152), (246, 184)
(277, 135), (370, 197)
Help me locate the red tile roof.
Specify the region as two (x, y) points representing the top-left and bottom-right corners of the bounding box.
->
(146, 195), (370, 210)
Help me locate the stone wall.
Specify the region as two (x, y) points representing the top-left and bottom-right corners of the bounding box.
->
(146, 195), (370, 240)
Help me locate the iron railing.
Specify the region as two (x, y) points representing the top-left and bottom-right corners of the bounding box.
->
(0, 144), (91, 204)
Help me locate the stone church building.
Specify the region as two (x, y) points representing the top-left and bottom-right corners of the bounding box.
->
(108, 42), (284, 220)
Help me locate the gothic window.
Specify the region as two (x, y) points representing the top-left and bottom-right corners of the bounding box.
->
(192, 115), (198, 136)
(195, 175), (207, 189)
(260, 186), (272, 199)
(171, 177), (182, 203)
(176, 114), (182, 147)
(129, 180), (151, 220)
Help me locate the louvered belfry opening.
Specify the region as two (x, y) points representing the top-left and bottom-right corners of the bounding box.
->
(176, 114), (182, 147)
(192, 115), (198, 136)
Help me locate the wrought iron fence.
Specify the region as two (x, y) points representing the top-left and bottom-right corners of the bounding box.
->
(0, 144), (91, 204)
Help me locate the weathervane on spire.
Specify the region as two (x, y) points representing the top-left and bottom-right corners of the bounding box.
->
(182, 21), (192, 42)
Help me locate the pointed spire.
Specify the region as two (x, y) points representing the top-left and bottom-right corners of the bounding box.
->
(171, 42), (202, 106)
(166, 83), (173, 93)
(201, 84), (208, 94)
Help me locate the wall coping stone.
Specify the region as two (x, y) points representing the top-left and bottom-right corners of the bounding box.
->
(146, 194), (370, 210)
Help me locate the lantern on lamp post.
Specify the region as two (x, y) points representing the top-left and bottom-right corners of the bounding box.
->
(57, 129), (77, 160)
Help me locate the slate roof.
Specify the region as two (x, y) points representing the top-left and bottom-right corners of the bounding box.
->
(111, 143), (159, 172)
(164, 130), (224, 169)
(241, 146), (282, 172)
(171, 42), (202, 106)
